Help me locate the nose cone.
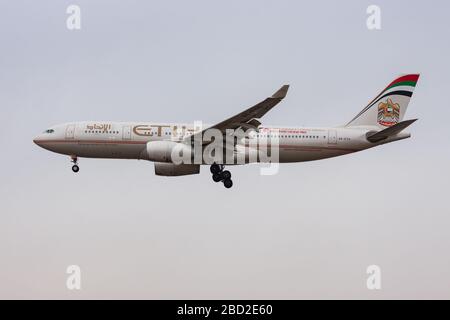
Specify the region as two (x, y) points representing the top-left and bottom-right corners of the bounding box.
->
(33, 135), (43, 147)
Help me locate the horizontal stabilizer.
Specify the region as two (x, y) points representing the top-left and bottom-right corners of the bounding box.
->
(367, 119), (418, 143)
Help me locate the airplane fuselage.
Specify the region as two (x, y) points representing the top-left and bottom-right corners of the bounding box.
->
(33, 121), (410, 164)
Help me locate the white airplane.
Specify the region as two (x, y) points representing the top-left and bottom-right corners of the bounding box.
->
(34, 74), (419, 188)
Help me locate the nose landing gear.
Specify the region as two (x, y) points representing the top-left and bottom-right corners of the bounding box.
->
(210, 164), (233, 189)
(71, 156), (79, 173)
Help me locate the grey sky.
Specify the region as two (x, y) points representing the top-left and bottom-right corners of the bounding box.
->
(0, 0), (449, 299)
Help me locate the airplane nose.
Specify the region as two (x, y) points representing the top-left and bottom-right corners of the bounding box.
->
(33, 135), (42, 146)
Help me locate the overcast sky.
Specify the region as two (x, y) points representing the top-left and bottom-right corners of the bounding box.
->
(0, 0), (449, 299)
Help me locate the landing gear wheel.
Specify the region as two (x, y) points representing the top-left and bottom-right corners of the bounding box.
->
(210, 164), (233, 187)
(71, 156), (79, 173)
(210, 164), (222, 174)
(223, 179), (233, 189)
(221, 170), (231, 180)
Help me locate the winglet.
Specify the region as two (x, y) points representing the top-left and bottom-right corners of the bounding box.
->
(272, 85), (290, 99)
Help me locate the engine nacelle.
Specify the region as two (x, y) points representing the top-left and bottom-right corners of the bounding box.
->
(154, 163), (200, 176)
(146, 141), (192, 163)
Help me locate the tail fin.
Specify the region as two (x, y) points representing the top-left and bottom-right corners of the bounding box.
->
(346, 74), (420, 128)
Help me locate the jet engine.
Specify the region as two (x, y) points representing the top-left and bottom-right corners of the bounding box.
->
(146, 141), (192, 163)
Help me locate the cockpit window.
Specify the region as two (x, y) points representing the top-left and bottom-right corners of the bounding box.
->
(44, 129), (55, 134)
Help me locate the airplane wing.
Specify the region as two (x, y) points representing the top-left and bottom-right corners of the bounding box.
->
(186, 85), (289, 142)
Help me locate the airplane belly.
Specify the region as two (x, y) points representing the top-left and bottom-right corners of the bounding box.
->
(229, 143), (351, 164)
(45, 140), (145, 159)
(278, 146), (349, 163)
(76, 142), (145, 159)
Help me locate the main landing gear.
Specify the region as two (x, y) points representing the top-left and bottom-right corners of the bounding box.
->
(210, 164), (233, 189)
(71, 156), (79, 173)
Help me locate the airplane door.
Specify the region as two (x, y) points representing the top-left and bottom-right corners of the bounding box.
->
(328, 130), (337, 144)
(65, 124), (75, 139)
(122, 125), (131, 140)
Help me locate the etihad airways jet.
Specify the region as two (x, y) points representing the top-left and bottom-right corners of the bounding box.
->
(33, 74), (419, 188)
